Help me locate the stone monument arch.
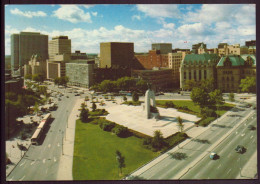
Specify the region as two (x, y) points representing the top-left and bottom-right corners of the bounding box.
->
(144, 83), (160, 119)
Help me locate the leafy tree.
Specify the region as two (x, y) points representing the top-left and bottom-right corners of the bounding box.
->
(239, 76), (256, 93)
(38, 85), (47, 96)
(184, 79), (197, 91)
(229, 93), (235, 102)
(92, 102), (97, 112)
(54, 77), (61, 86)
(60, 76), (69, 87)
(81, 102), (87, 109)
(25, 74), (32, 80)
(136, 79), (148, 93)
(116, 77), (136, 91)
(200, 78), (216, 93)
(200, 107), (217, 118)
(99, 80), (116, 93)
(165, 101), (175, 108)
(209, 89), (224, 106)
(113, 126), (130, 137)
(80, 107), (89, 122)
(177, 116), (184, 133)
(152, 130), (165, 151)
(32, 74), (44, 83)
(190, 87), (210, 108)
(132, 91), (139, 102)
(116, 150), (125, 175)
(123, 96), (127, 102)
(33, 102), (40, 115)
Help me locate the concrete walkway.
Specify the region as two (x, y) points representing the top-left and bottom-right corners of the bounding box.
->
(56, 98), (84, 180)
(236, 151), (257, 179)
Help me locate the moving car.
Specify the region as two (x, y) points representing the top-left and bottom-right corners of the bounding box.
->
(235, 145), (246, 153)
(247, 125), (255, 130)
(209, 152), (218, 160)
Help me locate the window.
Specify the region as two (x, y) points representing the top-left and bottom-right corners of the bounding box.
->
(204, 70), (207, 79)
(189, 71), (191, 80)
(184, 72), (186, 80)
(231, 76), (234, 81)
(227, 77), (229, 81)
(199, 70), (201, 80)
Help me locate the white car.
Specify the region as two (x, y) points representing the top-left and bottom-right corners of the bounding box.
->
(209, 152), (217, 160)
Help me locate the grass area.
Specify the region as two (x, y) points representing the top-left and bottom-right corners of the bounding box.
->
(73, 119), (159, 180)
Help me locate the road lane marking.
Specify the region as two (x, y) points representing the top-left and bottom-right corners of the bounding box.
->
(241, 133), (245, 137)
(250, 136), (253, 139)
(236, 131), (238, 134)
(19, 175), (25, 181)
(58, 143), (60, 147)
(20, 161), (26, 167)
(43, 159), (46, 163)
(217, 164), (222, 169)
(227, 169), (231, 174)
(46, 169), (48, 174)
(48, 144), (51, 148)
(54, 157), (56, 162)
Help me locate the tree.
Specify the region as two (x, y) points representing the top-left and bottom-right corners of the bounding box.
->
(32, 74), (44, 84)
(136, 79), (148, 93)
(190, 87), (210, 108)
(38, 85), (48, 97)
(200, 78), (216, 93)
(25, 74), (32, 80)
(184, 79), (197, 91)
(81, 102), (87, 109)
(209, 89), (224, 106)
(33, 102), (40, 116)
(123, 96), (127, 102)
(152, 130), (165, 151)
(92, 102), (97, 112)
(116, 77), (136, 91)
(80, 107), (89, 122)
(239, 76), (256, 93)
(99, 80), (116, 93)
(132, 91), (139, 102)
(54, 77), (61, 87)
(177, 116), (184, 133)
(229, 93), (235, 102)
(60, 76), (69, 87)
(116, 150), (125, 175)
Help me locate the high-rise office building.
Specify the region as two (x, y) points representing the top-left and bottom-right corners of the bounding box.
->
(11, 32), (48, 72)
(100, 42), (134, 68)
(48, 36), (71, 61)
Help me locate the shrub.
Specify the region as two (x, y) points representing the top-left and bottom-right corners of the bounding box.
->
(80, 107), (89, 123)
(150, 106), (158, 113)
(20, 131), (27, 140)
(143, 137), (152, 145)
(196, 117), (215, 127)
(165, 101), (175, 108)
(200, 107), (217, 118)
(6, 153), (11, 165)
(113, 125), (130, 137)
(92, 102), (97, 112)
(132, 92), (139, 102)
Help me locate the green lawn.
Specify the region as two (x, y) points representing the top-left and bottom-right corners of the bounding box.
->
(73, 120), (159, 180)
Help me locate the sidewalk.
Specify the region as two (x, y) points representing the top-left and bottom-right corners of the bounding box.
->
(128, 109), (254, 179)
(56, 98), (84, 180)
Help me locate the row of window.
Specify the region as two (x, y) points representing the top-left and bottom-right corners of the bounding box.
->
(183, 70), (207, 80)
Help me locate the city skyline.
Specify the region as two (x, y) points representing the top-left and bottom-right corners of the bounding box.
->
(5, 4), (256, 55)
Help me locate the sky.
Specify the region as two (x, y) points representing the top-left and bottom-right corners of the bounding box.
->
(5, 4), (256, 54)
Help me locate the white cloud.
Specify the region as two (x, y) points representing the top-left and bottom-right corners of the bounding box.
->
(10, 8), (47, 18)
(53, 5), (92, 23)
(136, 4), (180, 19)
(82, 5), (95, 9)
(177, 23), (214, 38)
(163, 22), (175, 29)
(132, 15), (141, 21)
(91, 12), (98, 16)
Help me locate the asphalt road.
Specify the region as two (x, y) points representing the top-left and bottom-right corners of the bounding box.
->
(136, 107), (255, 180)
(7, 85), (80, 181)
(181, 111), (257, 179)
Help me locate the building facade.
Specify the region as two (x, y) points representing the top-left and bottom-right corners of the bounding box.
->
(180, 54), (220, 89)
(132, 68), (174, 91)
(11, 32), (48, 72)
(47, 36), (71, 80)
(24, 54), (47, 78)
(135, 50), (169, 70)
(216, 54), (256, 92)
(151, 43), (172, 54)
(100, 42), (134, 68)
(66, 61), (95, 87)
(168, 52), (187, 87)
(192, 42), (206, 54)
(218, 44), (249, 56)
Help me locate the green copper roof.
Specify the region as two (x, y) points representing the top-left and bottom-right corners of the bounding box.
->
(183, 53), (219, 64)
(241, 54), (256, 66)
(217, 55), (245, 67)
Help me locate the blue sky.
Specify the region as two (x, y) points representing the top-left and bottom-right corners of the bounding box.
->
(5, 4), (256, 54)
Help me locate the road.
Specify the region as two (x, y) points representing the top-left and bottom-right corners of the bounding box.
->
(7, 85), (80, 181)
(133, 107), (256, 180)
(181, 111), (257, 179)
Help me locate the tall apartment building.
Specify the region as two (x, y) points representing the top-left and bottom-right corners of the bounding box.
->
(151, 43), (172, 54)
(11, 32), (48, 72)
(218, 44), (248, 56)
(47, 36), (71, 79)
(100, 42), (134, 68)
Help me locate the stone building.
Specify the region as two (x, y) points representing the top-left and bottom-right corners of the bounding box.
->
(11, 32), (48, 73)
(24, 54), (46, 78)
(218, 44), (248, 56)
(192, 42), (206, 54)
(151, 43), (172, 54)
(216, 54), (256, 92)
(65, 60), (95, 87)
(100, 42), (134, 68)
(180, 54), (220, 89)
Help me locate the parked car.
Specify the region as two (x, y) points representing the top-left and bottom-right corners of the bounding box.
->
(235, 145), (246, 153)
(209, 152), (218, 160)
(247, 125), (255, 130)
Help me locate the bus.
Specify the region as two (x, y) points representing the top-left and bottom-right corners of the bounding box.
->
(31, 113), (52, 145)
